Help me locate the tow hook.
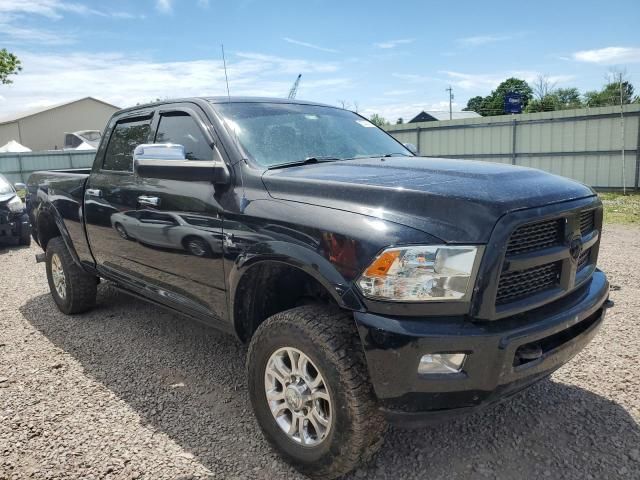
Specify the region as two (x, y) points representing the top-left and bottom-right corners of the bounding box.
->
(35, 253), (45, 264)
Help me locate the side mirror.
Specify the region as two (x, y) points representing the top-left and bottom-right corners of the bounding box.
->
(403, 143), (418, 155)
(14, 182), (27, 199)
(134, 143), (186, 161)
(133, 144), (230, 184)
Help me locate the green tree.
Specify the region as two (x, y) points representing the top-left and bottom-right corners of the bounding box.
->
(0, 49), (22, 85)
(396, 117), (404, 125)
(524, 87), (584, 113)
(585, 81), (635, 107)
(369, 113), (388, 128)
(464, 78), (533, 116)
(463, 96), (483, 113)
(554, 87), (582, 108)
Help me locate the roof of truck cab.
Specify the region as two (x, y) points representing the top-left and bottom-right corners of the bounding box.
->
(115, 97), (336, 115)
(205, 96), (333, 108)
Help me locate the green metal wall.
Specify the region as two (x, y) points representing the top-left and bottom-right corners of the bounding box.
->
(0, 151), (96, 183)
(386, 104), (640, 189)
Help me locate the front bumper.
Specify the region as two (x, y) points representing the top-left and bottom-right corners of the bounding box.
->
(0, 212), (30, 242)
(354, 270), (609, 425)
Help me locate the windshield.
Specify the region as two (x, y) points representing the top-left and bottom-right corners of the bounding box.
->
(213, 102), (411, 167)
(0, 175), (14, 195)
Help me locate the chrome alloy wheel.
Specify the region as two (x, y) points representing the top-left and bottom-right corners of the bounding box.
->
(51, 253), (67, 299)
(264, 347), (332, 446)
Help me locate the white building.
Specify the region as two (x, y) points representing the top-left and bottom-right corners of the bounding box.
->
(0, 97), (119, 152)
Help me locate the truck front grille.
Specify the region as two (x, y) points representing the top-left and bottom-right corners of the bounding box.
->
(496, 261), (561, 305)
(495, 206), (601, 310)
(505, 218), (563, 256)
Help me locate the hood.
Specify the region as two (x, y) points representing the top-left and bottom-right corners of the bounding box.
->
(262, 157), (595, 243)
(0, 192), (17, 204)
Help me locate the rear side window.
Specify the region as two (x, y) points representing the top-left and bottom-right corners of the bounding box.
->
(155, 112), (212, 160)
(103, 118), (151, 171)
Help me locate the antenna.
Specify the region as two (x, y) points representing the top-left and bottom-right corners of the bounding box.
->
(221, 44), (231, 102)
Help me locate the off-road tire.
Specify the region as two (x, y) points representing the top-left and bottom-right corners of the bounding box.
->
(45, 237), (97, 314)
(247, 305), (386, 479)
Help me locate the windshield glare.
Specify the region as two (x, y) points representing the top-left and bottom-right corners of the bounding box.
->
(214, 102), (411, 167)
(0, 175), (14, 195)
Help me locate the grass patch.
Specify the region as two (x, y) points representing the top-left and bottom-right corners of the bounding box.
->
(599, 192), (640, 225)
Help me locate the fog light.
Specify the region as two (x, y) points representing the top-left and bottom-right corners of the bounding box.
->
(418, 353), (466, 375)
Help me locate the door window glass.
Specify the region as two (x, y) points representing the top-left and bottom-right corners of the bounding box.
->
(138, 210), (179, 225)
(155, 112), (212, 160)
(103, 118), (151, 171)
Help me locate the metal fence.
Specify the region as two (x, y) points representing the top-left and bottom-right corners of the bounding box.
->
(386, 104), (640, 190)
(0, 150), (95, 183)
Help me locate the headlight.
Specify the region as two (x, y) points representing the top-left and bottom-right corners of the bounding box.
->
(7, 195), (24, 213)
(357, 245), (480, 301)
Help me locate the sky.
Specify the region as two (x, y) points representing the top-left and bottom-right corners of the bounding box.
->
(1, 0), (639, 121)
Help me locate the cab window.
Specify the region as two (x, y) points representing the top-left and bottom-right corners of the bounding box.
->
(102, 117), (152, 171)
(154, 112), (212, 160)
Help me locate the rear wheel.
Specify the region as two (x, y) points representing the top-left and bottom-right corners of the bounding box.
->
(247, 305), (386, 479)
(45, 237), (97, 314)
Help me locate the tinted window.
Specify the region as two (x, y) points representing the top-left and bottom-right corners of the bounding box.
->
(103, 118), (151, 171)
(155, 112), (212, 160)
(138, 211), (178, 225)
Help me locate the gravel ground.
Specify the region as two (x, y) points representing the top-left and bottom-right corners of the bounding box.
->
(1, 225), (638, 480)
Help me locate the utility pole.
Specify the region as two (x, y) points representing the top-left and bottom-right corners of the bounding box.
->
(620, 72), (627, 195)
(446, 86), (454, 120)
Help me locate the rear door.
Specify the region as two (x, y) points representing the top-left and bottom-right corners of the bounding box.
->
(128, 104), (227, 323)
(85, 111), (153, 275)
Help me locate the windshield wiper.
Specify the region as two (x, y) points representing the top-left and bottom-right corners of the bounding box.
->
(268, 156), (342, 170)
(382, 152), (413, 157)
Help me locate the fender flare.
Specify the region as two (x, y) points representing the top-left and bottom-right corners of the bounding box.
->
(36, 202), (83, 269)
(227, 240), (364, 329)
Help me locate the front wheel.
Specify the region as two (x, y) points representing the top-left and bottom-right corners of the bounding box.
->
(247, 305), (386, 479)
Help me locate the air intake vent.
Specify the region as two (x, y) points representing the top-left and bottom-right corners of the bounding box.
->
(496, 262), (561, 305)
(506, 219), (563, 256)
(580, 210), (595, 236)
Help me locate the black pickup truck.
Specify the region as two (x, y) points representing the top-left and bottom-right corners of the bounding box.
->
(28, 97), (610, 479)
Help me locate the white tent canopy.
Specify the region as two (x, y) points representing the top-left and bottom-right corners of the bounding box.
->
(0, 140), (31, 153)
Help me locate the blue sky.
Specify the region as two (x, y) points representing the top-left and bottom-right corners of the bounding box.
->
(1, 0), (639, 120)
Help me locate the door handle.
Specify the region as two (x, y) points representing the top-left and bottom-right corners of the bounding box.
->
(86, 188), (102, 198)
(137, 195), (161, 208)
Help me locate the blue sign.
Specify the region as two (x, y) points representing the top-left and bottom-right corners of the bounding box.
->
(504, 92), (523, 114)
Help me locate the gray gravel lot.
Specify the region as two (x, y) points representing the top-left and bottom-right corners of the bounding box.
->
(1, 225), (639, 480)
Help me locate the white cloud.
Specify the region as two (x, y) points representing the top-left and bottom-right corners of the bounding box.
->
(384, 89), (415, 96)
(0, 0), (110, 18)
(282, 37), (338, 53)
(0, 50), (348, 115)
(156, 0), (172, 13)
(457, 34), (512, 47)
(391, 73), (437, 83)
(440, 70), (574, 90)
(0, 22), (74, 45)
(573, 47), (640, 65)
(374, 39), (414, 49)
(360, 101), (462, 123)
